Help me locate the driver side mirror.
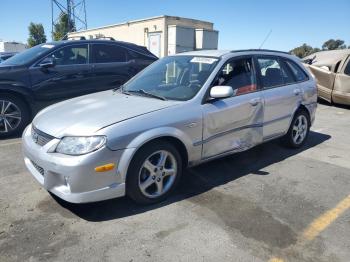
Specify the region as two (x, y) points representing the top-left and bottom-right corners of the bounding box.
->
(209, 85), (234, 99)
(39, 57), (56, 68)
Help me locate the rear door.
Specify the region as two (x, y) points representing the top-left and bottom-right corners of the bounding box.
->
(202, 56), (263, 159)
(256, 56), (303, 140)
(91, 43), (136, 90)
(29, 43), (95, 105)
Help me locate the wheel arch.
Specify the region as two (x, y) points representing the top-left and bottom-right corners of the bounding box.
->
(0, 88), (34, 118)
(117, 127), (193, 182)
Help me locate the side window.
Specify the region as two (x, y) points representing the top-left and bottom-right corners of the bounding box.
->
(92, 44), (127, 63)
(344, 59), (350, 76)
(257, 57), (285, 88)
(214, 57), (257, 96)
(49, 45), (88, 66)
(285, 60), (308, 82)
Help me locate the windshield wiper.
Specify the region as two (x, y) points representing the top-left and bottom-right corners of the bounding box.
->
(127, 89), (167, 101)
(113, 84), (124, 92)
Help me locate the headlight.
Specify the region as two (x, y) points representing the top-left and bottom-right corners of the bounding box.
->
(56, 136), (107, 155)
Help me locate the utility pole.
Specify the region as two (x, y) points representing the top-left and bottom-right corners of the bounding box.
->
(51, 0), (87, 40)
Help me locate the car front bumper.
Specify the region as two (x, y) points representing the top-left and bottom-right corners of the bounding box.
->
(22, 125), (130, 203)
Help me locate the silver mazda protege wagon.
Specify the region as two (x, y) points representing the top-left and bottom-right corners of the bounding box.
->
(22, 50), (317, 204)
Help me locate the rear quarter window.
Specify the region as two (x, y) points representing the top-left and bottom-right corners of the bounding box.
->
(285, 59), (309, 82)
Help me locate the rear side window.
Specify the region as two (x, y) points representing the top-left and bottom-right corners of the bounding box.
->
(285, 60), (308, 82)
(92, 44), (127, 63)
(257, 58), (286, 88)
(344, 59), (350, 76)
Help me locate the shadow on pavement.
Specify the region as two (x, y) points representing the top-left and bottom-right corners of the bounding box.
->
(54, 131), (331, 221)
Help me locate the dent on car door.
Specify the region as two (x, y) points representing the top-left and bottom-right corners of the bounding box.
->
(201, 57), (263, 159)
(91, 44), (133, 90)
(29, 44), (94, 105)
(257, 57), (304, 140)
(332, 55), (350, 104)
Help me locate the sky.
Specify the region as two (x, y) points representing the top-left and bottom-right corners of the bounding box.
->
(0, 0), (349, 51)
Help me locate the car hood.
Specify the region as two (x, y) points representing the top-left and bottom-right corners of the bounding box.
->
(33, 90), (181, 137)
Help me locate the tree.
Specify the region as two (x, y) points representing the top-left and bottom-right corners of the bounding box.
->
(27, 22), (47, 47)
(290, 44), (320, 58)
(322, 39), (346, 50)
(53, 12), (75, 41)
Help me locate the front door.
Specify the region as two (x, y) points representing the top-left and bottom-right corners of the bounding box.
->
(202, 56), (263, 159)
(29, 44), (95, 107)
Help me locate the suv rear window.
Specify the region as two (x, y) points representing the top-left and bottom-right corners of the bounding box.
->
(92, 44), (127, 63)
(284, 60), (308, 82)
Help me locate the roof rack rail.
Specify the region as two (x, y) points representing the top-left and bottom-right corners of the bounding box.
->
(94, 36), (116, 41)
(230, 49), (291, 55)
(67, 36), (86, 41)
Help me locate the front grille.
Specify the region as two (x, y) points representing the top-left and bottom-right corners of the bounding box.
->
(31, 160), (44, 176)
(31, 126), (54, 146)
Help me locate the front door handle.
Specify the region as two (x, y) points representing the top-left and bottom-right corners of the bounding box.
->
(249, 98), (261, 106)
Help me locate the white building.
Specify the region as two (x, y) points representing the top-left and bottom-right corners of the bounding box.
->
(0, 41), (27, 53)
(68, 15), (219, 57)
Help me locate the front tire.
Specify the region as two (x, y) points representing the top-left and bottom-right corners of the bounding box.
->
(0, 94), (30, 138)
(126, 141), (182, 204)
(282, 110), (310, 148)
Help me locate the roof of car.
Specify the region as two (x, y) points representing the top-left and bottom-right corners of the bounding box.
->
(303, 49), (350, 67)
(177, 49), (294, 58)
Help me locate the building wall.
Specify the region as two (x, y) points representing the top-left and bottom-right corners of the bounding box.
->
(0, 41), (26, 52)
(68, 17), (166, 56)
(68, 16), (217, 57)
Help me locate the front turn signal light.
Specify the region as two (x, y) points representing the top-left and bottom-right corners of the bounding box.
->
(95, 163), (115, 172)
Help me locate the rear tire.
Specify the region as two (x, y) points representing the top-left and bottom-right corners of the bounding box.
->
(0, 94), (30, 138)
(282, 109), (310, 148)
(126, 141), (182, 204)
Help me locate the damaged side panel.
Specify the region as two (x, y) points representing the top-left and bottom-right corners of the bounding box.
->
(201, 92), (263, 159)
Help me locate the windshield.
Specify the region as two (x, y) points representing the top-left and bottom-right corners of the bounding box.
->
(123, 56), (219, 101)
(1, 44), (57, 66)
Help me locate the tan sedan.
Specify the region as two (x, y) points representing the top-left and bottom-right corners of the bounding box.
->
(303, 49), (350, 105)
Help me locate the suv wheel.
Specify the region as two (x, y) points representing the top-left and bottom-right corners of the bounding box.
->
(0, 95), (30, 138)
(126, 141), (182, 204)
(282, 110), (310, 148)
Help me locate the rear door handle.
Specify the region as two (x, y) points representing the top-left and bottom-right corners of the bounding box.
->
(294, 89), (301, 95)
(249, 98), (261, 106)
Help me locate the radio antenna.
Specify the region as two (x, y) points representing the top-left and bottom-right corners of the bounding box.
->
(259, 30), (272, 49)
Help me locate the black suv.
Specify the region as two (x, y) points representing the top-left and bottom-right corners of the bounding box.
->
(0, 40), (157, 137)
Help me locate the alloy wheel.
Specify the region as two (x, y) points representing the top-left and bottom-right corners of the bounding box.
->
(0, 100), (22, 133)
(138, 150), (178, 198)
(292, 115), (308, 145)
